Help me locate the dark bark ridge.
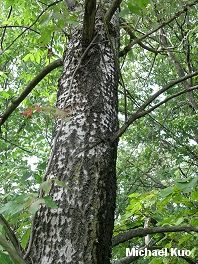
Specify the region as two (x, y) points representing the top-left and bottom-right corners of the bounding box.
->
(82, 0), (96, 46)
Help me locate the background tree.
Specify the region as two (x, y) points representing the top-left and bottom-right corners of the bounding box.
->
(0, 0), (198, 263)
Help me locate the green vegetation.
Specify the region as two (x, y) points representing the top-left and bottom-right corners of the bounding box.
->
(0, 0), (198, 263)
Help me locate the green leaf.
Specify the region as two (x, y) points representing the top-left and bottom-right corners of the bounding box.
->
(191, 218), (198, 226)
(40, 180), (52, 195)
(34, 174), (42, 184)
(39, 29), (52, 45)
(160, 215), (175, 225)
(29, 54), (34, 62)
(149, 258), (163, 264)
(21, 171), (32, 181)
(191, 189), (198, 201)
(175, 217), (184, 225)
(23, 54), (31, 62)
(52, 12), (65, 20)
(0, 251), (12, 264)
(0, 91), (10, 99)
(178, 234), (192, 246)
(159, 186), (174, 197)
(21, 228), (30, 249)
(34, 50), (41, 64)
(43, 196), (58, 209)
(16, 194), (35, 203)
(128, 193), (141, 198)
(118, 8), (130, 18)
(29, 199), (44, 215)
(135, 0), (151, 9)
(176, 177), (198, 193)
(39, 12), (52, 27)
(128, 3), (142, 16)
(0, 201), (24, 216)
(54, 179), (68, 188)
(127, 50), (135, 61)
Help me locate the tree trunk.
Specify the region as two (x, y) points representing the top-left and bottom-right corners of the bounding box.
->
(28, 11), (119, 264)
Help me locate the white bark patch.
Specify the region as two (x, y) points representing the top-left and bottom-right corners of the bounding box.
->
(41, 255), (53, 264)
(57, 160), (64, 170)
(64, 239), (75, 261)
(53, 189), (64, 201)
(90, 130), (96, 135)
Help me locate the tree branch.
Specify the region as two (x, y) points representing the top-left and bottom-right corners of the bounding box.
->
(82, 0), (96, 46)
(119, 0), (198, 57)
(120, 20), (158, 54)
(0, 6), (12, 50)
(111, 71), (198, 142)
(0, 25), (40, 34)
(160, 27), (198, 142)
(0, 136), (33, 153)
(105, 0), (123, 24)
(0, 1), (62, 54)
(0, 59), (63, 128)
(0, 235), (26, 264)
(0, 214), (23, 256)
(137, 71), (198, 111)
(112, 225), (198, 247)
(140, 84), (198, 118)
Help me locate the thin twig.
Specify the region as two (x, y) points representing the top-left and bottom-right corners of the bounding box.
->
(0, 235), (26, 264)
(120, 19), (158, 54)
(119, 1), (198, 57)
(0, 59), (63, 128)
(111, 72), (198, 141)
(0, 25), (40, 34)
(0, 136), (33, 154)
(0, 214), (24, 257)
(0, 6), (12, 50)
(0, 1), (62, 55)
(105, 0), (122, 23)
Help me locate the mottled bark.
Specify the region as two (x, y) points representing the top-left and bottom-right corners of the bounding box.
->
(28, 12), (119, 264)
